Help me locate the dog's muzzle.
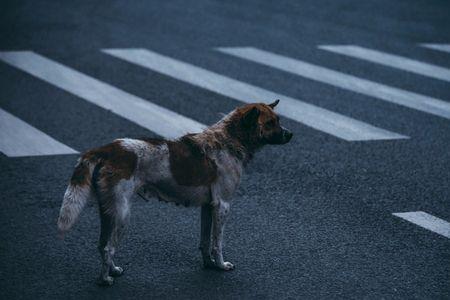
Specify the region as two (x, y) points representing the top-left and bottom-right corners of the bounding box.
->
(264, 126), (293, 144)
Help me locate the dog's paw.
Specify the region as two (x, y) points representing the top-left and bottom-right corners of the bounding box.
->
(110, 266), (124, 277)
(205, 261), (235, 271)
(96, 276), (114, 286)
(221, 261), (235, 271)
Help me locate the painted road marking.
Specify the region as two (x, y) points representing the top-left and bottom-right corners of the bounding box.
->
(393, 211), (450, 239)
(103, 48), (407, 141)
(0, 108), (77, 157)
(0, 51), (206, 139)
(217, 47), (450, 120)
(318, 45), (450, 83)
(420, 44), (450, 54)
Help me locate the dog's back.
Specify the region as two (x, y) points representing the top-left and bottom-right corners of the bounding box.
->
(57, 135), (216, 235)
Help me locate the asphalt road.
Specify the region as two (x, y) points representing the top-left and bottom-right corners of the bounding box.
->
(0, 0), (449, 299)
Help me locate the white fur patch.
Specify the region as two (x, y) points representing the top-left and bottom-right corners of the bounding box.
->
(113, 179), (135, 220)
(117, 138), (148, 153)
(57, 184), (91, 232)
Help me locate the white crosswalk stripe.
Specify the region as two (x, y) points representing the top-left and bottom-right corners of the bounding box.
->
(217, 47), (450, 120)
(393, 211), (450, 239)
(0, 51), (206, 140)
(420, 44), (450, 54)
(318, 45), (450, 82)
(0, 108), (77, 157)
(102, 48), (407, 141)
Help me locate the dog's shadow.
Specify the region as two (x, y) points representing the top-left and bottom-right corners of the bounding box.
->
(85, 265), (249, 299)
(148, 267), (246, 297)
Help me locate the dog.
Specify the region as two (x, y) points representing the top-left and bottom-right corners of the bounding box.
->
(57, 100), (292, 286)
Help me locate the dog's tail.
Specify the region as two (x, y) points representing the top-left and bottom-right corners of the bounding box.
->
(57, 157), (97, 237)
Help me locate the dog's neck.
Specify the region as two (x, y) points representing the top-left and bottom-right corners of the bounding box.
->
(195, 111), (264, 165)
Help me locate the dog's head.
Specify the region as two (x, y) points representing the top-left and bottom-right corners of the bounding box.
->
(228, 99), (293, 147)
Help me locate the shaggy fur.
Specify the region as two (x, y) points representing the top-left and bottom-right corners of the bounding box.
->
(57, 100), (292, 286)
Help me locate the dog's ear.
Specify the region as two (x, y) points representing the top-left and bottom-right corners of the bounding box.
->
(242, 106), (260, 127)
(268, 99), (280, 109)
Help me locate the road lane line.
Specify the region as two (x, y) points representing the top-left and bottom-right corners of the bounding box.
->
(393, 211), (450, 239)
(318, 45), (450, 83)
(0, 51), (206, 139)
(420, 44), (450, 54)
(216, 47), (450, 120)
(0, 108), (77, 157)
(102, 48), (407, 141)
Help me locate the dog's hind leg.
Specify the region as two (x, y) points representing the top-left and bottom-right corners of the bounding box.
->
(97, 210), (115, 286)
(97, 203), (129, 285)
(199, 204), (215, 268)
(96, 182), (132, 286)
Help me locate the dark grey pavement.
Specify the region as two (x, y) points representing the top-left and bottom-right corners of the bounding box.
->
(0, 0), (449, 299)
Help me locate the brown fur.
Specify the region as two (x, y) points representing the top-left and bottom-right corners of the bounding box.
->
(168, 135), (218, 186)
(221, 103), (280, 162)
(70, 160), (90, 186)
(83, 141), (138, 190)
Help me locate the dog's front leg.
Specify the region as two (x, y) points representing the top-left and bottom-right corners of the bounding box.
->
(199, 204), (215, 268)
(210, 199), (234, 270)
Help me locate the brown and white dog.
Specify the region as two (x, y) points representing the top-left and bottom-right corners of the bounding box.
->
(57, 100), (292, 286)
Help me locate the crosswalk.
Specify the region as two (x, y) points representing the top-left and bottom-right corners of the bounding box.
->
(0, 51), (206, 140)
(103, 48), (404, 141)
(420, 44), (450, 54)
(1, 43), (449, 158)
(1, 43), (449, 240)
(393, 211), (450, 239)
(318, 45), (450, 82)
(0, 108), (77, 157)
(217, 47), (450, 120)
